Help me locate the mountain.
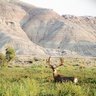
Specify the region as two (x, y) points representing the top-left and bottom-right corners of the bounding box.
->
(0, 1), (96, 57)
(0, 1), (46, 56)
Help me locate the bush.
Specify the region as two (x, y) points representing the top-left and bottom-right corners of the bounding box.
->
(0, 53), (7, 67)
(33, 57), (40, 61)
(0, 47), (16, 67)
(6, 47), (16, 63)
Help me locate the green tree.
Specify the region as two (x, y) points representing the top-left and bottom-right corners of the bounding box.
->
(6, 47), (16, 63)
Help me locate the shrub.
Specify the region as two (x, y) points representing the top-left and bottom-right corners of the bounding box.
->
(33, 57), (40, 61)
(0, 53), (7, 67)
(6, 47), (16, 63)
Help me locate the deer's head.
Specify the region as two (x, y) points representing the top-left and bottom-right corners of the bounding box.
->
(46, 57), (64, 75)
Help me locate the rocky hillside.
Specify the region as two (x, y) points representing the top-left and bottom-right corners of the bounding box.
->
(0, 1), (46, 56)
(0, 1), (96, 57)
(19, 2), (96, 57)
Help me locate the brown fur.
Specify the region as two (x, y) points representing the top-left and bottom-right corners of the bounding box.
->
(54, 74), (77, 83)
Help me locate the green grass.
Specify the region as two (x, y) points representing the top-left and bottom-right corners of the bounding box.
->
(0, 64), (96, 96)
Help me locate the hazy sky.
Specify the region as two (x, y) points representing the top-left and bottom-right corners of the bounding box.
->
(20, 0), (96, 16)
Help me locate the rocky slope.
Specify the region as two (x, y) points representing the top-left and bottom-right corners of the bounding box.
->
(0, 1), (46, 56)
(19, 2), (96, 57)
(0, 1), (96, 57)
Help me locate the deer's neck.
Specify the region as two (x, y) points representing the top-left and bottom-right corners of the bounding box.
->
(53, 69), (58, 77)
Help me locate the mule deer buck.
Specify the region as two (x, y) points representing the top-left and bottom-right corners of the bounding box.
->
(46, 57), (78, 83)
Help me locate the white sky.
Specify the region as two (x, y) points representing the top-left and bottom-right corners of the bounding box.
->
(20, 0), (96, 16)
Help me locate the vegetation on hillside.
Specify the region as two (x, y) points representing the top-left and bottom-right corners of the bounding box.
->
(0, 47), (15, 67)
(6, 47), (16, 63)
(0, 53), (7, 67)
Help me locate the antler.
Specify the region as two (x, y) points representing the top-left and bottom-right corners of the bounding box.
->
(46, 57), (64, 69)
(46, 57), (55, 70)
(46, 56), (51, 64)
(54, 57), (64, 68)
(59, 57), (64, 66)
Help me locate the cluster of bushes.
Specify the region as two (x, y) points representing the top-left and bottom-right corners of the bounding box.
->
(0, 47), (15, 67)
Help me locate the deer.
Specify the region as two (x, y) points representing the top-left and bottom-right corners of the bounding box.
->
(46, 57), (78, 83)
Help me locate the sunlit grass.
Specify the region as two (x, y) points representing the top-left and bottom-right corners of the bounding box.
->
(0, 59), (96, 96)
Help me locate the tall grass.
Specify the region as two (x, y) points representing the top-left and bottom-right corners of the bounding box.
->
(0, 64), (96, 96)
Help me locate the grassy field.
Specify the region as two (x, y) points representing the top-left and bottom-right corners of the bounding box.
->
(0, 58), (96, 96)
